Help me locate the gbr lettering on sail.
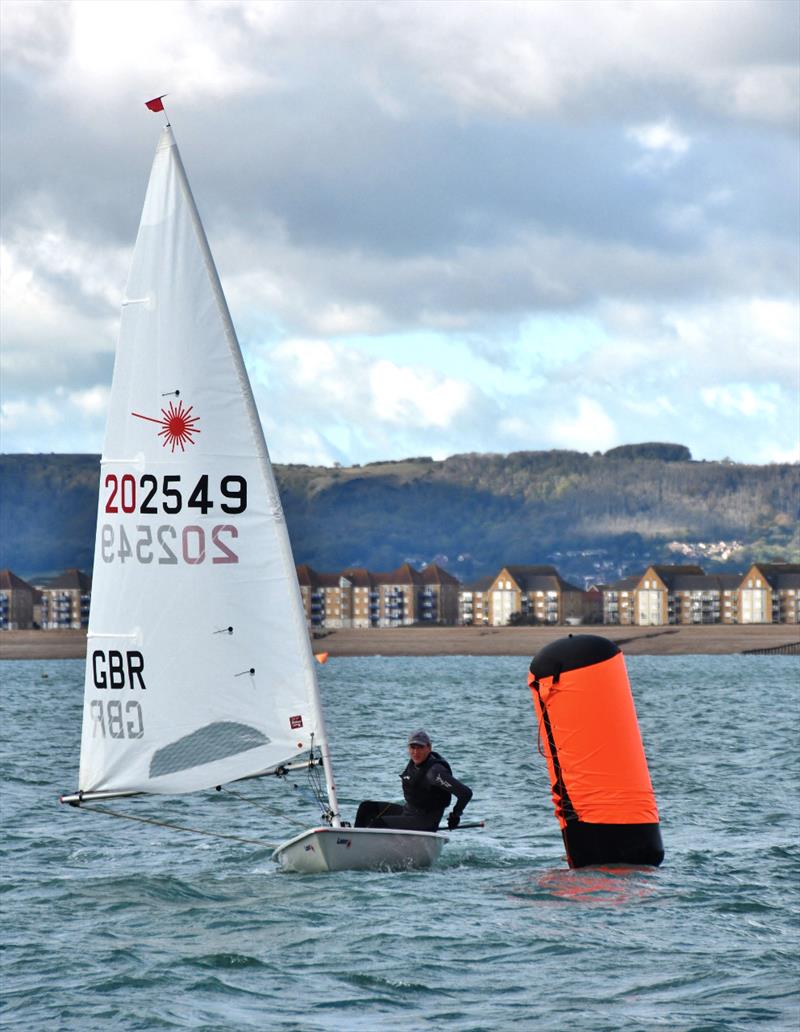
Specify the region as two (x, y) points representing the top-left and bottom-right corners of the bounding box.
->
(89, 648), (146, 740)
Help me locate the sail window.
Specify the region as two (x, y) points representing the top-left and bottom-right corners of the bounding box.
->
(150, 721), (270, 777)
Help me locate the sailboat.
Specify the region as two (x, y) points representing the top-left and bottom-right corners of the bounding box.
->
(60, 122), (448, 874)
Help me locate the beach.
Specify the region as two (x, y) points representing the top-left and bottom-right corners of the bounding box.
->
(1, 624), (797, 660)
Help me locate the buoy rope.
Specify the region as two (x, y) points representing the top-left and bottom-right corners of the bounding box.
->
(531, 677), (550, 757)
(535, 706), (547, 758)
(531, 681), (578, 823)
(77, 803), (279, 848)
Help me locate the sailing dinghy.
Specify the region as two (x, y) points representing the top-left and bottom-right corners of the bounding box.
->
(61, 123), (447, 874)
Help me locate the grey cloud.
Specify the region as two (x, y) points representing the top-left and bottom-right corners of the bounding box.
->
(220, 220), (797, 353)
(1, 0), (797, 463)
(3, 348), (114, 395)
(0, 0), (72, 74)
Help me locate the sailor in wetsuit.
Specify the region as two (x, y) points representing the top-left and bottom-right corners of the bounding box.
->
(354, 729), (473, 832)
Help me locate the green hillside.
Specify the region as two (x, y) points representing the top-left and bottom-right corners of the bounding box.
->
(1, 447), (797, 585)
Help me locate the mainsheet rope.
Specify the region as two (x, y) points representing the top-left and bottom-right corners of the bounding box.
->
(77, 779), (327, 847)
(78, 803), (280, 848)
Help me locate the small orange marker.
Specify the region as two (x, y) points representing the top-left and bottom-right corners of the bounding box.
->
(314, 652), (329, 664)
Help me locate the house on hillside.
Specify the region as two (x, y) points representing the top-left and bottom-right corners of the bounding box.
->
(458, 575), (493, 626)
(38, 568), (92, 629)
(486, 565), (584, 626)
(738, 563), (800, 624)
(0, 570), (36, 629)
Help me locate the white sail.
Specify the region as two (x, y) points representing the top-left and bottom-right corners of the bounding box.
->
(78, 127), (331, 799)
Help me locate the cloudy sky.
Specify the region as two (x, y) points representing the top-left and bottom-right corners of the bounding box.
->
(2, 0), (798, 465)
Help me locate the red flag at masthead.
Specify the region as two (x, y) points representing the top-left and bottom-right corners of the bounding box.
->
(145, 95), (167, 112)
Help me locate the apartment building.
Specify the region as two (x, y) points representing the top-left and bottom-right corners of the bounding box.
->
(600, 563), (800, 626)
(371, 563), (460, 627)
(297, 562), (459, 629)
(719, 574), (742, 624)
(458, 575), (493, 626)
(38, 568), (92, 629)
(375, 563), (422, 627)
(341, 567), (376, 629)
(739, 563), (800, 624)
(297, 565), (355, 629)
(485, 565), (585, 626)
(667, 572), (741, 625)
(419, 564), (460, 624)
(600, 576), (638, 625)
(0, 570), (36, 629)
(633, 565), (705, 625)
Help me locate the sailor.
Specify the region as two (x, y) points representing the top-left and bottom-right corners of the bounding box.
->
(354, 729), (473, 832)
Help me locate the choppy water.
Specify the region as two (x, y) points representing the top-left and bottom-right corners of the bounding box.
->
(1, 654), (798, 1031)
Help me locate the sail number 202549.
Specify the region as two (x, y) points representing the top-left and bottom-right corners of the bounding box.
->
(104, 473), (247, 515)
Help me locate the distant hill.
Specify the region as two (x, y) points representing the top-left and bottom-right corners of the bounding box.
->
(1, 448), (797, 585)
(1, 454), (101, 580)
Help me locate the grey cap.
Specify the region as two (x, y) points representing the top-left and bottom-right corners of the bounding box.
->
(408, 729), (432, 747)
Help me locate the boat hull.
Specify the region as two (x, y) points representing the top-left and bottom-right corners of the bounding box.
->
(272, 826), (448, 873)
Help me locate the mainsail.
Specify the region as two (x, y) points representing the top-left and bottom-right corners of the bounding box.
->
(76, 127), (334, 804)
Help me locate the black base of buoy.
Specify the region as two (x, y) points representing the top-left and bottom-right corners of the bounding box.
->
(564, 821), (664, 868)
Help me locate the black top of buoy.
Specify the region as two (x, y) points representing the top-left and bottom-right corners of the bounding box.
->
(529, 634), (620, 680)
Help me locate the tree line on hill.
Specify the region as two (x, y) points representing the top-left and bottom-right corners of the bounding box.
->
(1, 445), (797, 584)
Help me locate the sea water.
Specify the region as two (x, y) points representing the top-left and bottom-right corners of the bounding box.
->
(1, 654), (798, 1032)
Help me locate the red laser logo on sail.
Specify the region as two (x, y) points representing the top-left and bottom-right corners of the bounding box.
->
(132, 400), (201, 451)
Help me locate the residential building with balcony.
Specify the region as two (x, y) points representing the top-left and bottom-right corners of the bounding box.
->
(373, 563), (421, 627)
(600, 576), (638, 625)
(458, 575), (493, 626)
(739, 563), (800, 624)
(633, 565), (705, 625)
(297, 564), (357, 629)
(296, 559), (800, 630)
(341, 567), (379, 629)
(297, 562), (458, 629)
(486, 565), (584, 626)
(38, 568), (92, 629)
(668, 573), (741, 625)
(718, 574), (742, 624)
(418, 564), (461, 624)
(0, 570), (36, 629)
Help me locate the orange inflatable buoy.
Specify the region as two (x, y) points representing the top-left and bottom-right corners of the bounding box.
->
(528, 634), (664, 868)
(314, 652), (329, 664)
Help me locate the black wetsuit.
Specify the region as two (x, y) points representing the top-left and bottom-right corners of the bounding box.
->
(355, 751), (473, 831)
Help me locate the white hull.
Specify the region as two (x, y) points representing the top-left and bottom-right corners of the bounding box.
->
(272, 826), (448, 873)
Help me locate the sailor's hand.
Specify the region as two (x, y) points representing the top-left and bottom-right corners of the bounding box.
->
(447, 811), (461, 830)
